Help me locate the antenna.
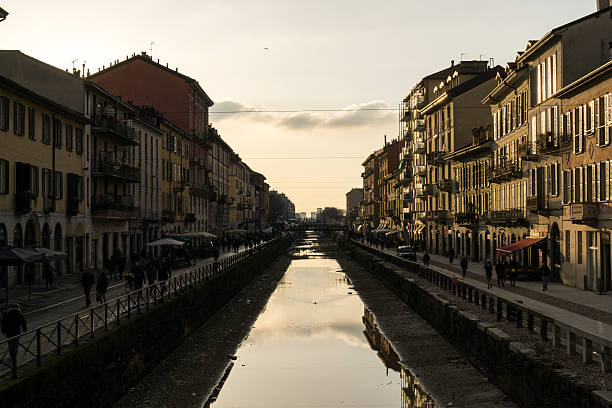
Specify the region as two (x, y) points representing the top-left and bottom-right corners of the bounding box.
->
(150, 41), (155, 57)
(460, 53), (465, 62)
(71, 58), (79, 69)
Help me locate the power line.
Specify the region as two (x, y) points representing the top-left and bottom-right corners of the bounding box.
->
(242, 156), (364, 160)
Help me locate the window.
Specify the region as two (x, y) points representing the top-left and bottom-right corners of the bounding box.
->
(552, 54), (557, 94)
(30, 165), (39, 197)
(585, 101), (594, 135)
(0, 159), (8, 194)
(28, 108), (35, 140)
(53, 171), (63, 200)
(13, 102), (25, 136)
(0, 96), (8, 131)
(565, 230), (570, 263)
(42, 114), (51, 144)
(577, 231), (583, 264)
(65, 123), (73, 152)
(574, 108), (583, 153)
(76, 128), (83, 155)
(537, 64), (542, 104)
(54, 119), (62, 148)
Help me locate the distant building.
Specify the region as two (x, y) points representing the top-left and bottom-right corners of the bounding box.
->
(345, 188), (363, 214)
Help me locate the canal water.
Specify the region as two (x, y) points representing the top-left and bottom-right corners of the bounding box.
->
(209, 232), (404, 407)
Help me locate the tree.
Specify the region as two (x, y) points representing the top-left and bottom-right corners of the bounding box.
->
(320, 207), (345, 224)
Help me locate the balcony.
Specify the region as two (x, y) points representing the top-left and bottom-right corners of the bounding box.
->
(413, 141), (426, 154)
(563, 203), (600, 223)
(161, 209), (175, 223)
(438, 179), (457, 193)
(489, 162), (523, 184)
(526, 196), (551, 214)
(414, 165), (426, 176)
(435, 210), (453, 225)
(143, 209), (160, 222)
(92, 194), (137, 219)
(412, 119), (426, 131)
(414, 187), (425, 198)
(456, 211), (477, 226)
(487, 209), (527, 226)
(424, 184), (437, 196)
(416, 211), (428, 221)
(91, 115), (138, 145)
(536, 133), (571, 156)
(426, 151), (446, 165)
(93, 152), (139, 183)
(411, 94), (425, 109)
(43, 197), (55, 213)
(518, 141), (539, 162)
(361, 167), (374, 178)
(401, 110), (411, 122)
(173, 181), (189, 193)
(185, 213), (196, 222)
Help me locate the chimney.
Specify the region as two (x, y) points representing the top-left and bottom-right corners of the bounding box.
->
(597, 0), (612, 10)
(451, 60), (454, 66)
(384, 134), (387, 145)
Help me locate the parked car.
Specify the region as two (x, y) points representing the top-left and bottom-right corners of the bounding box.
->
(397, 246), (417, 261)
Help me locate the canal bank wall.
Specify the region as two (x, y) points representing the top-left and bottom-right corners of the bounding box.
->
(340, 238), (611, 408)
(0, 239), (292, 408)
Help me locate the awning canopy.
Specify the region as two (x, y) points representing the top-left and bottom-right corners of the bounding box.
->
(497, 237), (545, 255)
(146, 238), (185, 247)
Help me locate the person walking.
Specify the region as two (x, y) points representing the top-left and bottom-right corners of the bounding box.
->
(509, 258), (518, 287)
(539, 261), (550, 291)
(422, 251), (430, 267)
(495, 259), (505, 287)
(81, 269), (95, 307)
(1, 303), (27, 378)
(484, 259), (493, 289)
(43, 261), (54, 289)
(96, 271), (109, 303)
(449, 248), (455, 264)
(460, 256), (468, 278)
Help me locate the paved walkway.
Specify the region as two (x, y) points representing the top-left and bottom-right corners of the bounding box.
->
(0, 245), (254, 331)
(358, 241), (612, 325)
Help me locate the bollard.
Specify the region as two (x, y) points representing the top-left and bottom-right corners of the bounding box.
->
(582, 338), (593, 363)
(540, 319), (548, 341)
(567, 331), (576, 356)
(552, 324), (561, 348)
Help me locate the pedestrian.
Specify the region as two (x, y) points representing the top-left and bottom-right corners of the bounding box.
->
(509, 258), (518, 287)
(423, 251), (430, 267)
(449, 248), (455, 264)
(81, 268), (95, 307)
(96, 271), (109, 303)
(43, 261), (54, 289)
(1, 303), (27, 378)
(460, 256), (468, 278)
(495, 259), (505, 287)
(484, 259), (493, 289)
(539, 261), (550, 291)
(146, 263), (157, 286)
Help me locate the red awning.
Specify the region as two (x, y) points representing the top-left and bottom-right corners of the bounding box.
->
(497, 237), (545, 255)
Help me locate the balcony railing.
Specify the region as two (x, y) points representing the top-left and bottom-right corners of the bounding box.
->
(438, 179), (457, 193)
(413, 141), (426, 154)
(143, 209), (160, 222)
(455, 211), (477, 226)
(414, 165), (426, 176)
(92, 194), (137, 219)
(426, 151), (446, 165)
(526, 196), (551, 213)
(489, 162), (523, 184)
(424, 184), (436, 196)
(487, 209), (527, 226)
(435, 210), (453, 225)
(563, 203), (600, 222)
(185, 213), (196, 222)
(91, 115), (138, 145)
(411, 94), (425, 109)
(416, 211), (428, 221)
(412, 119), (426, 131)
(93, 152), (139, 183)
(518, 141), (539, 162)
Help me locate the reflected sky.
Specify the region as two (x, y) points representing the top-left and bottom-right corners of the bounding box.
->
(211, 234), (399, 407)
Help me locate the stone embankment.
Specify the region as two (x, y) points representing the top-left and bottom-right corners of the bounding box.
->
(0, 239), (291, 408)
(340, 238), (612, 408)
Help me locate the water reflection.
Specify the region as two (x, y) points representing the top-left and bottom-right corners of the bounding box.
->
(209, 232), (399, 408)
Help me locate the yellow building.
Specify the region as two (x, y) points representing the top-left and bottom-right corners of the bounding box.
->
(0, 74), (87, 284)
(159, 120), (191, 236)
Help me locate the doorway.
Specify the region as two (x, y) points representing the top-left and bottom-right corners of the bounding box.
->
(601, 232), (611, 292)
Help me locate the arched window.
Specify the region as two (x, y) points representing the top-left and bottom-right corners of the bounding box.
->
(42, 223), (50, 248)
(13, 224), (23, 248)
(0, 223), (7, 246)
(54, 223), (62, 251)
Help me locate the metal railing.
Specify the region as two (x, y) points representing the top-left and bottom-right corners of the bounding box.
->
(351, 239), (612, 373)
(0, 239), (279, 380)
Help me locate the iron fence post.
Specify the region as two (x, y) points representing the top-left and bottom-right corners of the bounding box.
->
(74, 315), (79, 346)
(57, 321), (62, 355)
(117, 299), (121, 326)
(36, 328), (42, 366)
(104, 302), (108, 331)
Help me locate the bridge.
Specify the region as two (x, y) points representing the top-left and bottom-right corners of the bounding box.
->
(283, 224), (346, 232)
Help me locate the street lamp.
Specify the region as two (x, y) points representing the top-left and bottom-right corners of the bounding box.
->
(0, 7), (8, 22)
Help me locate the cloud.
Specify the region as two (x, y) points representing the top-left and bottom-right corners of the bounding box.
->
(210, 99), (396, 130)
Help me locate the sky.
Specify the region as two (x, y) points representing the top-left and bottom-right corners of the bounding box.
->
(0, 0), (595, 213)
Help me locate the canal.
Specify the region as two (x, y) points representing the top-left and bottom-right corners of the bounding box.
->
(209, 231), (401, 407)
(114, 231), (511, 408)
